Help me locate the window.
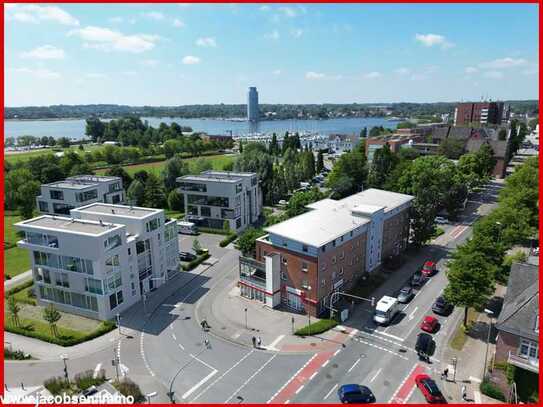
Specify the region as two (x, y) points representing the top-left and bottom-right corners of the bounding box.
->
(282, 240), (288, 247)
(106, 273), (122, 293)
(340, 236), (344, 242)
(200, 207), (211, 217)
(301, 279), (310, 289)
(340, 251), (345, 260)
(302, 245), (308, 253)
(38, 201), (49, 212)
(321, 262), (327, 271)
(53, 203), (73, 215)
(76, 189), (98, 202)
(109, 290), (124, 310)
(280, 272), (287, 281)
(54, 273), (69, 288)
(146, 218), (160, 232)
(519, 339), (539, 360)
(322, 245), (326, 252)
(187, 194), (229, 207)
(332, 240), (336, 247)
(187, 205), (199, 215)
(179, 182), (207, 192)
(236, 183), (243, 193)
(236, 218), (242, 228)
(105, 255), (120, 268)
(350, 231), (353, 237)
(128, 248), (131, 256)
(43, 269), (51, 284)
(321, 279), (326, 287)
(85, 278), (103, 295)
(282, 256), (288, 265)
(301, 262), (308, 272)
(49, 190), (64, 200)
(105, 234), (122, 251)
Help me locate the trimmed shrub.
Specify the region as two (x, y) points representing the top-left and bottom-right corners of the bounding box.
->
(197, 227), (231, 236)
(74, 369), (106, 390)
(4, 348), (32, 360)
(219, 233), (237, 247)
(113, 378), (145, 403)
(6, 280), (33, 296)
(44, 376), (71, 395)
(182, 252), (211, 271)
(480, 379), (506, 402)
(295, 319), (338, 336)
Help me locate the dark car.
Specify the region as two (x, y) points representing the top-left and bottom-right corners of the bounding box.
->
(338, 384), (376, 404)
(179, 252), (197, 262)
(411, 271), (426, 288)
(397, 286), (415, 304)
(415, 333), (434, 360)
(432, 296), (453, 315)
(415, 374), (447, 403)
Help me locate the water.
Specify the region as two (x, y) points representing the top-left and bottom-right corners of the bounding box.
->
(4, 117), (399, 140)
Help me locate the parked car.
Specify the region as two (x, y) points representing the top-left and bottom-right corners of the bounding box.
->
(421, 261), (437, 277)
(411, 271), (426, 288)
(420, 316), (439, 333)
(179, 252), (197, 262)
(432, 296), (453, 315)
(435, 216), (448, 224)
(337, 384), (376, 404)
(415, 375), (446, 403)
(415, 333), (434, 360)
(397, 286), (415, 304)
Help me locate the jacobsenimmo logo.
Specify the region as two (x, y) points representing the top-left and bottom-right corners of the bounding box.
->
(0, 393), (135, 404)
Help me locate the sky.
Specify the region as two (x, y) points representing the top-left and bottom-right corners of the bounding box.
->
(5, 3), (539, 106)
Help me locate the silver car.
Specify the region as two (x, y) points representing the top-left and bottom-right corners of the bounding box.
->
(397, 286), (414, 303)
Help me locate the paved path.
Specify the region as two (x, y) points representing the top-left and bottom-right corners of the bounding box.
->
(4, 270), (32, 291)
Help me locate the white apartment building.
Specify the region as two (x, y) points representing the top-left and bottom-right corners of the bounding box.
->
(16, 204), (178, 321)
(177, 171), (262, 233)
(36, 175), (125, 216)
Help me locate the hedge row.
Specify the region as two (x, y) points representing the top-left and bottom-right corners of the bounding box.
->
(197, 227), (231, 236)
(5, 320), (116, 347)
(219, 234), (237, 247)
(6, 279), (34, 296)
(295, 319), (338, 336)
(480, 379), (506, 402)
(182, 252), (211, 271)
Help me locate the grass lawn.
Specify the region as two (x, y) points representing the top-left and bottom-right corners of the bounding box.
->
(5, 144), (102, 165)
(165, 209), (184, 220)
(11, 285), (36, 305)
(6, 315), (89, 343)
(449, 308), (479, 351)
(4, 212), (31, 278)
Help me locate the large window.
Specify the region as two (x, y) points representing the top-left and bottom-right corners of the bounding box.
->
(52, 203), (73, 215)
(76, 189), (98, 202)
(221, 209), (236, 219)
(26, 232), (58, 248)
(179, 182), (207, 192)
(54, 272), (69, 288)
(38, 201), (49, 212)
(187, 194), (229, 208)
(85, 278), (103, 295)
(104, 234), (122, 251)
(109, 182), (121, 192)
(106, 273), (122, 294)
(519, 339), (539, 360)
(105, 254), (120, 268)
(109, 290), (124, 310)
(200, 206), (211, 217)
(146, 218), (160, 233)
(49, 190), (64, 200)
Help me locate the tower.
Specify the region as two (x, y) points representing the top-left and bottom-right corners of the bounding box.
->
(247, 87), (259, 122)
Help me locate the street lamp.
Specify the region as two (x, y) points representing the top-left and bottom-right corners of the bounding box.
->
(60, 354), (69, 385)
(145, 391), (157, 404)
(483, 309), (495, 377)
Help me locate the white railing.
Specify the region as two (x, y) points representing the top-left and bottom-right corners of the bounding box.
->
(508, 351), (539, 373)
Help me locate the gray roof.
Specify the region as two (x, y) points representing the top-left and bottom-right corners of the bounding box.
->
(178, 170), (256, 184)
(496, 262), (539, 341)
(72, 203), (160, 218)
(16, 215), (123, 236)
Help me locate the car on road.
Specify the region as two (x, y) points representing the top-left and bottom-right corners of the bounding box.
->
(179, 252), (197, 262)
(411, 271), (426, 288)
(337, 384), (376, 404)
(432, 296), (453, 315)
(421, 261), (437, 277)
(397, 286), (415, 304)
(420, 316), (439, 333)
(415, 333), (434, 359)
(415, 374), (446, 403)
(434, 216), (448, 224)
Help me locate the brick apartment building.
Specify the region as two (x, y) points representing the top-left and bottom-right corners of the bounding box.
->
(238, 189), (413, 317)
(453, 101), (506, 126)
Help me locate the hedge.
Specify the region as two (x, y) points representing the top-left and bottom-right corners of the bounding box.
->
(5, 319), (116, 347)
(6, 279), (34, 296)
(182, 252), (211, 271)
(295, 319), (338, 336)
(219, 234), (237, 247)
(197, 227), (231, 236)
(480, 379), (506, 402)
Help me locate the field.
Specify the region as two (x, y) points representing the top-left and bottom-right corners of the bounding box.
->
(4, 144), (102, 165)
(4, 212), (31, 279)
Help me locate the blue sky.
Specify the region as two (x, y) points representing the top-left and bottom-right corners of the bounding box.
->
(5, 3), (539, 106)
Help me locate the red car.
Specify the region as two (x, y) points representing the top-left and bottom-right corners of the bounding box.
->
(421, 261), (437, 277)
(420, 316), (439, 333)
(415, 374), (446, 403)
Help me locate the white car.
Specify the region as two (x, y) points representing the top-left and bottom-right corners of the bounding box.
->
(435, 216), (449, 224)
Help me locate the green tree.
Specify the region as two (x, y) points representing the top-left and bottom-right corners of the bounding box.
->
(57, 137), (71, 148)
(85, 117), (106, 142)
(7, 296), (21, 327)
(127, 179), (145, 206)
(190, 157), (213, 174)
(236, 228), (266, 257)
(367, 143), (398, 188)
(498, 128), (507, 141)
(269, 133), (279, 155)
(161, 155), (189, 192)
(167, 189), (184, 212)
(104, 165), (133, 189)
(239, 140), (243, 153)
(444, 245), (496, 327)
(438, 138), (465, 159)
(234, 143), (274, 204)
(396, 121), (416, 129)
(286, 188), (326, 218)
(475, 143), (497, 177)
(325, 148), (367, 198)
(143, 173), (166, 208)
(43, 304), (62, 337)
(18, 181), (40, 219)
(192, 238), (202, 254)
(316, 151), (324, 173)
(223, 220), (230, 232)
(360, 127), (367, 138)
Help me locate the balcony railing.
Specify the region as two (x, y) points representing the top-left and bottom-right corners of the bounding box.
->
(239, 256), (267, 290)
(508, 351), (539, 373)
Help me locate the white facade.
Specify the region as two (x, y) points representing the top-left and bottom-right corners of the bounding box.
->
(16, 204), (178, 321)
(177, 171), (262, 233)
(36, 175), (125, 216)
(247, 87), (259, 122)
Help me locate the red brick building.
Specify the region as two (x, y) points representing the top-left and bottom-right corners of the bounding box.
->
(454, 102), (505, 126)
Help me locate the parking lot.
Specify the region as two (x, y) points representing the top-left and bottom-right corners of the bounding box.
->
(178, 231), (233, 261)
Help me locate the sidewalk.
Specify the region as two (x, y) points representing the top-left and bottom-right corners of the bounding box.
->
(5, 270), (32, 291)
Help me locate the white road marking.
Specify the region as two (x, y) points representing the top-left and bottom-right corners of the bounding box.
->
(231, 331), (241, 339)
(322, 360), (330, 368)
(324, 384), (338, 400)
(474, 390), (482, 403)
(347, 358), (361, 373)
(93, 363), (102, 379)
(333, 349), (341, 356)
(404, 384), (417, 403)
(388, 363), (418, 403)
(119, 363), (129, 377)
(225, 354), (277, 403)
(191, 350), (255, 402)
(267, 354), (317, 404)
(172, 333), (177, 341)
(284, 400), (290, 404)
(266, 334), (285, 351)
(408, 306), (419, 320)
(309, 371), (318, 381)
(139, 332), (155, 377)
(372, 331), (405, 342)
(295, 385), (304, 395)
(190, 353), (216, 371)
(181, 369), (218, 399)
(354, 338), (409, 361)
(348, 328), (359, 338)
(369, 368), (382, 383)
(469, 376), (482, 383)
(178, 343), (185, 351)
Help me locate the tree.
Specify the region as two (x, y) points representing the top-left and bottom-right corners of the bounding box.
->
(316, 151), (324, 173)
(192, 238), (202, 254)
(104, 165), (133, 189)
(438, 138), (465, 159)
(143, 173), (166, 208)
(286, 188), (326, 217)
(161, 156), (189, 192)
(85, 117), (106, 142)
(396, 121), (416, 129)
(498, 128), (507, 141)
(269, 133), (279, 155)
(239, 140), (243, 153)
(360, 127), (367, 138)
(190, 157), (213, 174)
(57, 137), (71, 148)
(7, 296), (21, 327)
(223, 220), (230, 233)
(18, 181), (40, 219)
(167, 190), (184, 212)
(326, 148), (367, 198)
(43, 304), (62, 337)
(444, 244), (496, 327)
(367, 143), (398, 188)
(127, 179), (145, 206)
(475, 143), (496, 177)
(236, 228), (266, 257)
(234, 143), (274, 204)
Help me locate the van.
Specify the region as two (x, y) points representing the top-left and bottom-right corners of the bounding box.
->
(373, 296), (400, 325)
(177, 221), (198, 235)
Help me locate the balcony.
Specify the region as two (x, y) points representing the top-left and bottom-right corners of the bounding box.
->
(508, 351), (539, 373)
(239, 256), (267, 290)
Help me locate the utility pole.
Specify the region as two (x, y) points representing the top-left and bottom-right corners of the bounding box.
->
(60, 354), (69, 385)
(244, 308), (248, 330)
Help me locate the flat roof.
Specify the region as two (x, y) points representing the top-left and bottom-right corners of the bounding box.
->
(45, 181), (95, 190)
(72, 203), (161, 218)
(16, 216), (123, 236)
(178, 170), (256, 184)
(67, 175), (120, 183)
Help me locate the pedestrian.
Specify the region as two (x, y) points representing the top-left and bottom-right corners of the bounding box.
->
(252, 336), (256, 348)
(257, 336), (262, 348)
(461, 385), (467, 401)
(441, 368), (449, 380)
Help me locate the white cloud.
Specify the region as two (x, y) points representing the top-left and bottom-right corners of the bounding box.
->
(395, 67), (410, 75)
(364, 71), (382, 79)
(68, 26), (159, 53)
(6, 4), (79, 26)
(196, 37), (217, 47)
(260, 5), (271, 12)
(465, 66), (478, 74)
(141, 59), (159, 67)
(20, 45), (65, 60)
(172, 18), (185, 28)
(272, 69), (282, 75)
(278, 7), (298, 18)
(182, 55), (200, 65)
(306, 71), (325, 80)
(85, 73), (108, 79)
(10, 67), (61, 79)
(483, 71), (504, 79)
(291, 28), (303, 38)
(414, 33), (454, 49)
(265, 30), (280, 40)
(478, 57), (528, 69)
(141, 11), (165, 21)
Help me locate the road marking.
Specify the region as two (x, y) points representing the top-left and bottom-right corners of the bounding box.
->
(181, 369), (218, 399)
(474, 390), (482, 403)
(347, 358), (361, 373)
(369, 368), (382, 383)
(388, 364), (425, 404)
(333, 348), (341, 356)
(408, 306), (419, 320)
(225, 354), (277, 403)
(324, 384), (338, 400)
(284, 400), (290, 404)
(322, 360), (329, 368)
(267, 353), (319, 404)
(404, 385), (417, 403)
(372, 331), (405, 342)
(169, 324), (173, 330)
(266, 334), (285, 351)
(231, 331), (241, 339)
(190, 353), (216, 371)
(178, 343), (185, 351)
(172, 333), (177, 341)
(348, 328), (359, 338)
(309, 371), (318, 381)
(191, 349), (255, 402)
(353, 337), (409, 361)
(295, 385), (304, 395)
(469, 376), (482, 383)
(93, 363), (102, 379)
